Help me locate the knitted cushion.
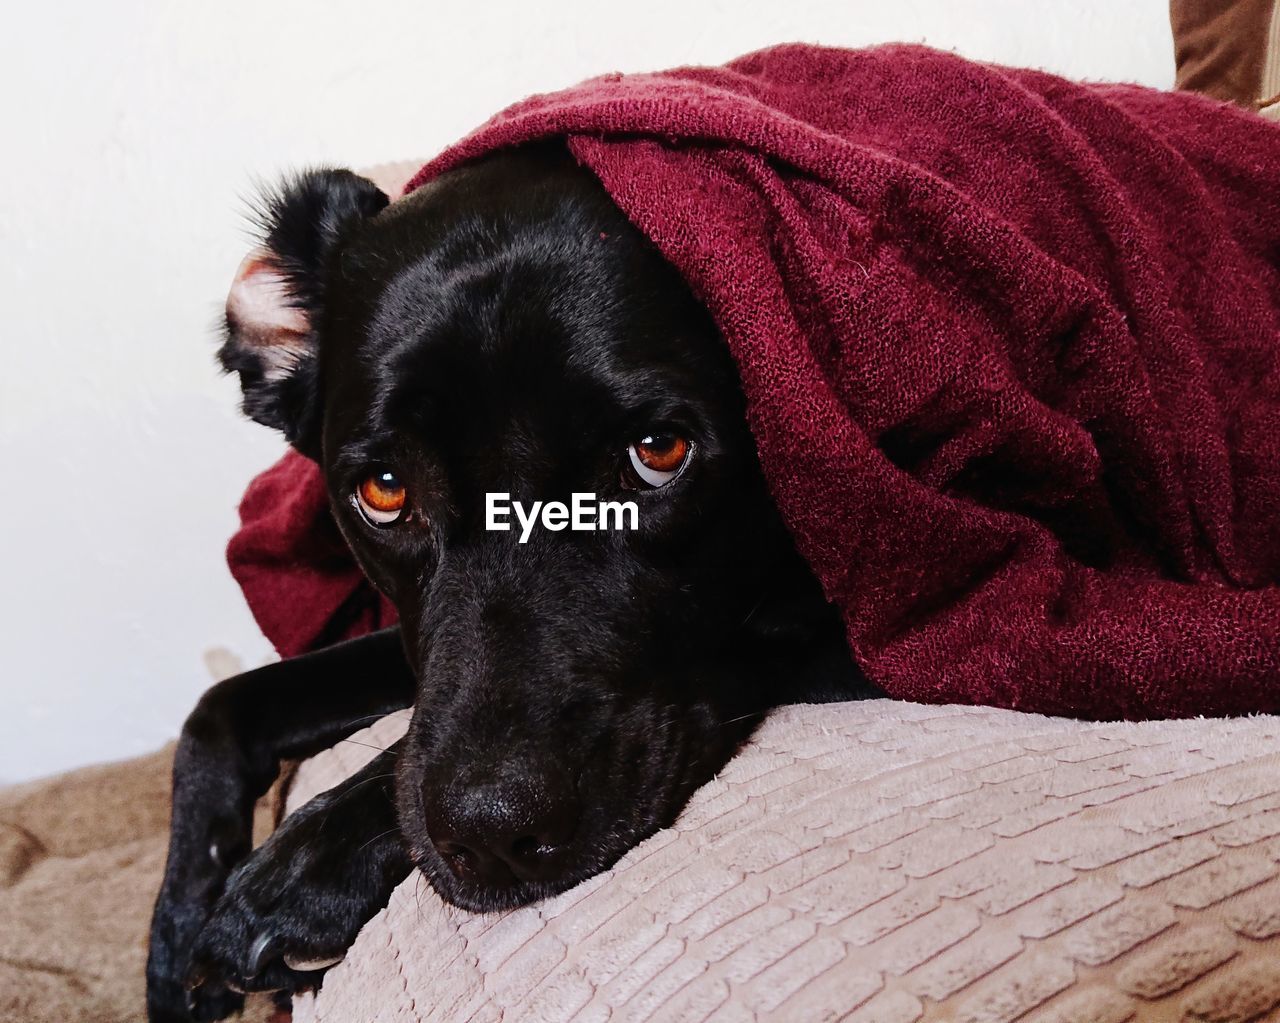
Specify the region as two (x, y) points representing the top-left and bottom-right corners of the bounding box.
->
(283, 701), (1280, 1022)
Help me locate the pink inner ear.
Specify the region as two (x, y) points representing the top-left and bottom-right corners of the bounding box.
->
(226, 248), (311, 349)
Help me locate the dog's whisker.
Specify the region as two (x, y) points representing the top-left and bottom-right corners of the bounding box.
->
(356, 827), (402, 855)
(337, 772), (399, 797)
(735, 593), (768, 631)
(720, 710), (766, 728)
(338, 737), (398, 754)
(342, 713), (402, 730)
(414, 872), (427, 920)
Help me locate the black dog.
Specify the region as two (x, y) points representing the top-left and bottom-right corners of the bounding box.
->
(147, 142), (869, 1022)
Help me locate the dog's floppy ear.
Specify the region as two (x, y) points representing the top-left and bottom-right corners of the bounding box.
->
(220, 168), (389, 454)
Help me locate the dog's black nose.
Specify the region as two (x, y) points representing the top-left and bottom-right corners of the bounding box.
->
(425, 772), (579, 886)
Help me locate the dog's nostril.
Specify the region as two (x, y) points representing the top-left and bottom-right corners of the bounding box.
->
(510, 835), (553, 861)
(448, 850), (474, 876)
(436, 841), (479, 879)
(424, 771), (581, 886)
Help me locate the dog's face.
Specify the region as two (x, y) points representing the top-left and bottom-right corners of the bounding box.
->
(223, 144), (857, 910)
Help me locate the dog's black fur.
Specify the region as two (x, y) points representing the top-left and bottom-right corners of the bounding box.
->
(147, 142), (869, 1022)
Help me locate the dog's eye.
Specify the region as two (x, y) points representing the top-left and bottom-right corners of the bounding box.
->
(626, 434), (691, 488)
(354, 471), (407, 526)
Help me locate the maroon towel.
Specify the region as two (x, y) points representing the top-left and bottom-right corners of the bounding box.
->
(230, 44), (1280, 718)
(228, 449), (396, 659)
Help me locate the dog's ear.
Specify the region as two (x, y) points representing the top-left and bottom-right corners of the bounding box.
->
(220, 168), (389, 454)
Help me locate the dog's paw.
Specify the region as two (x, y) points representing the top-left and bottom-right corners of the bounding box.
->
(147, 926), (244, 1023)
(176, 981), (245, 1023)
(147, 970), (243, 1023)
(185, 834), (354, 996)
(148, 862), (248, 1022)
(184, 781), (409, 1001)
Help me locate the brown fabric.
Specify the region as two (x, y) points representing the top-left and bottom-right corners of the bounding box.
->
(0, 748), (278, 1023)
(1171, 0), (1277, 107)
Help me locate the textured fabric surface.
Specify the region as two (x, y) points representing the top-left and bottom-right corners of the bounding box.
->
(227, 448), (397, 659)
(229, 45), (1280, 718)
(288, 701), (1280, 1023)
(0, 747), (174, 1023)
(0, 748), (280, 1023)
(1171, 0), (1278, 107)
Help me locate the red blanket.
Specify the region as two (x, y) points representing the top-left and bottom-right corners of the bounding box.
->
(230, 44), (1280, 719)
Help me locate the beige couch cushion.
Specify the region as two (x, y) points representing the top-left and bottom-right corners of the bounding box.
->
(0, 746), (283, 1023)
(285, 700), (1280, 1022)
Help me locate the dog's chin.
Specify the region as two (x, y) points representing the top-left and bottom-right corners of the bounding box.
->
(397, 718), (754, 914)
(406, 821), (664, 914)
(424, 867), (583, 914)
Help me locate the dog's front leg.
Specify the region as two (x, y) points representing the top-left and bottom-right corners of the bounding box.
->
(184, 744), (409, 1000)
(146, 628), (414, 1023)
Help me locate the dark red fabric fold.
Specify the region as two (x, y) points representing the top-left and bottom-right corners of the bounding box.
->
(227, 449), (396, 660)
(231, 44), (1280, 718)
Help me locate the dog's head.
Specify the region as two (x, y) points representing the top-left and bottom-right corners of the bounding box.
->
(223, 143), (859, 910)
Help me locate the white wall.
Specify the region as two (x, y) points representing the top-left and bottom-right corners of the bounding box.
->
(0, 0), (1174, 783)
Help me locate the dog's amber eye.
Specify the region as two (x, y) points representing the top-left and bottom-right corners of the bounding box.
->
(354, 471), (407, 526)
(627, 434), (691, 488)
